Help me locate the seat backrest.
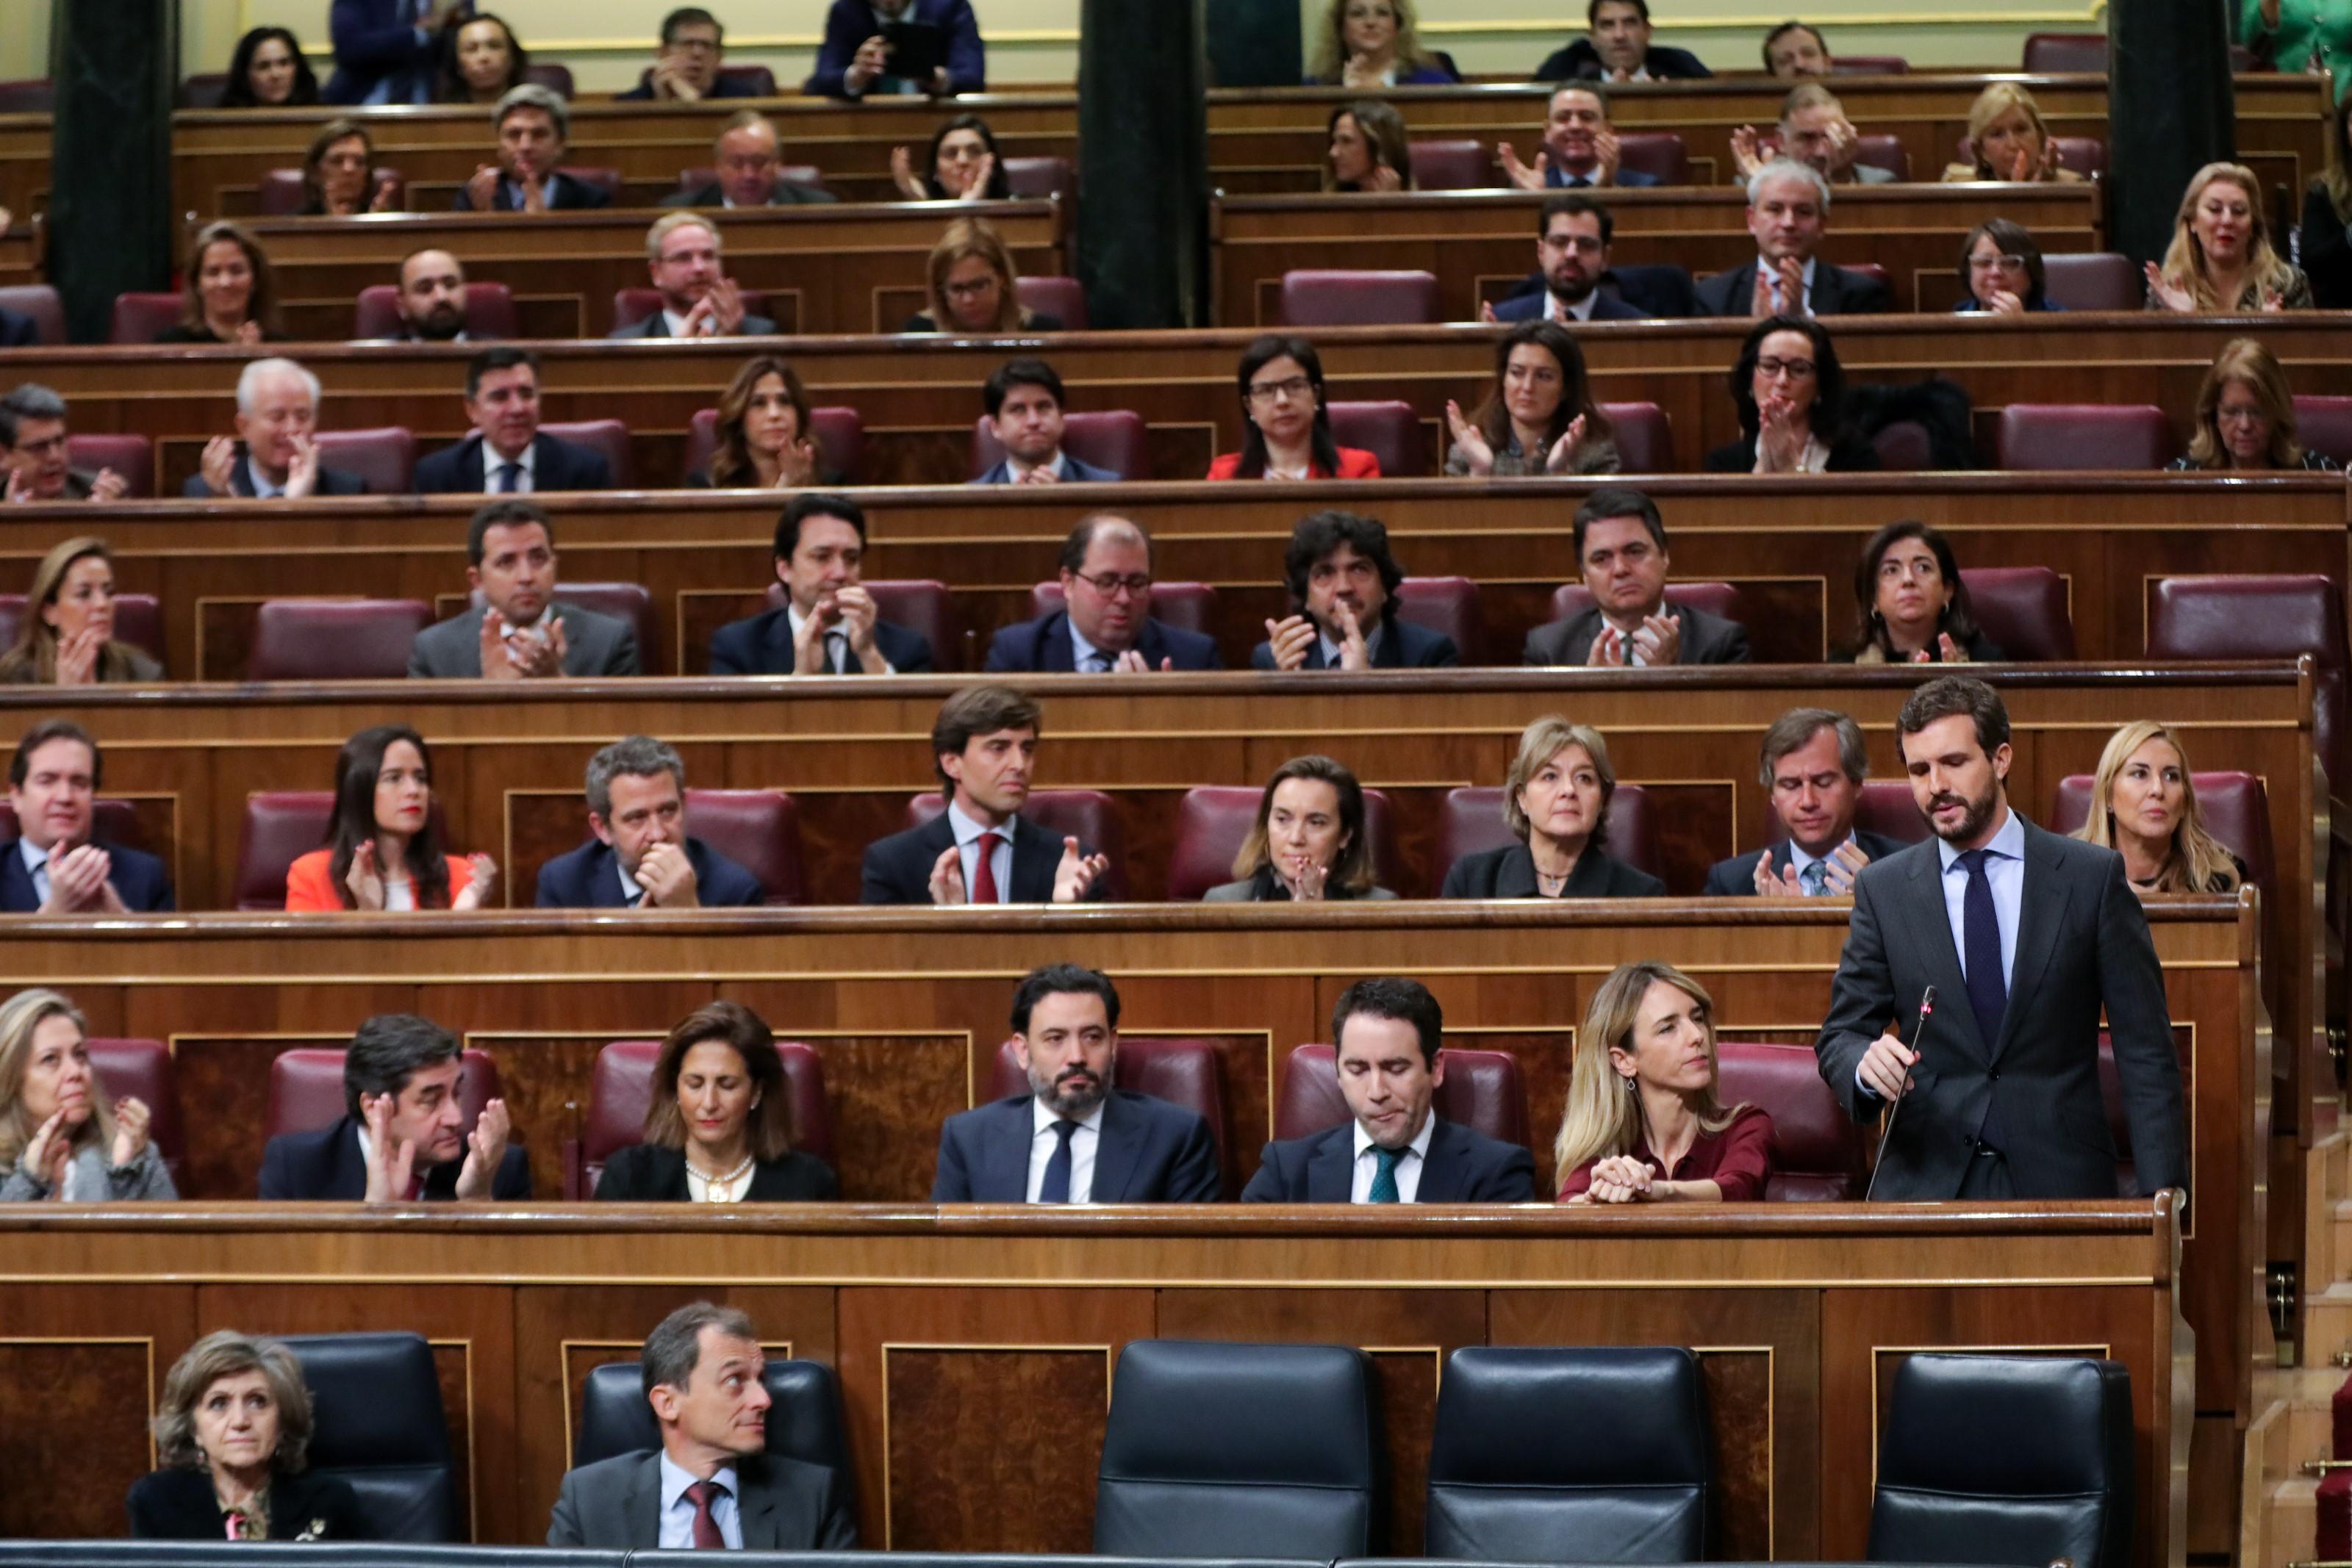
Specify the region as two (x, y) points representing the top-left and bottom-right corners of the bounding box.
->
(536, 420), (634, 489)
(902, 789), (1127, 897)
(2022, 31), (2107, 71)
(1613, 132), (1689, 185)
(2049, 771), (2273, 904)
(1840, 261), (1894, 301)
(2293, 395), (2352, 469)
(684, 788), (806, 905)
(1993, 403), (2172, 470)
(1869, 1353), (2133, 1568)
(520, 62), (576, 97)
(576, 1037), (833, 1195)
(557, 165), (623, 201)
(279, 1332), (461, 1542)
(2148, 574), (2348, 785)
(257, 166), (404, 217)
(1426, 1345), (1709, 1561)
(84, 1038), (184, 1184)
(470, 580), (653, 669)
(1957, 565), (2074, 660)
(248, 599), (431, 682)
(1436, 782), (1661, 884)
(352, 281), (517, 340)
(1715, 1041), (1862, 1200)
(1015, 274), (1089, 329)
(1394, 575), (1482, 662)
(1327, 399), (1424, 477)
(1596, 401), (1673, 472)
(1408, 138), (1492, 190)
(575, 1358), (848, 1474)
(2040, 251), (2134, 310)
(0, 79), (55, 112)
(61, 434), (154, 497)
(689, 405), (864, 485)
(237, 792), (418, 910)
(1165, 785), (1402, 900)
(108, 292), (184, 345)
(0, 799), (146, 854)
(676, 163), (829, 195)
(2051, 136), (2107, 178)
(1004, 155), (1078, 201)
(313, 426), (417, 494)
(1831, 54), (1910, 72)
(970, 409), (1144, 480)
(612, 286), (773, 334)
(986, 1037), (1231, 1192)
(1274, 1042), (1529, 1147)
(1028, 580), (1218, 636)
(765, 578), (953, 669)
(714, 63), (777, 94)
(1871, 420), (1935, 471)
(1095, 1339), (1376, 1558)
(1851, 134), (1910, 180)
(265, 1047), (501, 1144)
(1547, 580), (1746, 633)
(0, 285), (65, 345)
(180, 71), (229, 107)
(0, 594), (161, 666)
(1278, 269), (1440, 328)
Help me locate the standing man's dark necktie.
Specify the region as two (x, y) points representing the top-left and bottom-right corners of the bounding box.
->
(969, 831), (1003, 903)
(1958, 848), (2008, 1048)
(1038, 1118), (1078, 1203)
(684, 1478), (727, 1549)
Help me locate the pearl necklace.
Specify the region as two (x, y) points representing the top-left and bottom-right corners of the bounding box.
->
(689, 1151), (756, 1202)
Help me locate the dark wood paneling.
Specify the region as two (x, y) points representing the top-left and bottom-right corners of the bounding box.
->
(0, 1315), (177, 1540)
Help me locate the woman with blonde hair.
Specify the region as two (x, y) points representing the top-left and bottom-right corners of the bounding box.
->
(1439, 717), (1664, 899)
(1940, 83), (2087, 183)
(900, 217), (1064, 334)
(2170, 338), (2337, 471)
(2071, 721), (2248, 896)
(1308, 0), (1460, 86)
(1555, 960), (1771, 1202)
(129, 1331), (366, 1539)
(595, 1000), (839, 1201)
(155, 221), (287, 345)
(694, 355), (825, 489)
(2145, 162), (2312, 312)
(0, 537), (163, 685)
(0, 987), (174, 1201)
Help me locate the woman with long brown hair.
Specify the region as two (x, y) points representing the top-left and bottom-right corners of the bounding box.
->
(0, 537), (162, 685)
(695, 356), (826, 489)
(595, 1001), (839, 1201)
(155, 222), (287, 345)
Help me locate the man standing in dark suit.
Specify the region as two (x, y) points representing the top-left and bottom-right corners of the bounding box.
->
(181, 360), (369, 500)
(707, 494), (935, 675)
(549, 1301), (857, 1549)
(615, 8), (764, 101)
(607, 214), (779, 339)
(407, 501), (642, 678)
(984, 514), (1222, 673)
(971, 360), (1124, 486)
(1704, 709), (1910, 896)
(808, 0), (987, 97)
(257, 1013), (530, 1201)
(1242, 977), (1537, 1202)
(1488, 195), (1650, 325)
(933, 965), (1222, 1202)
(1536, 0), (1710, 80)
(1692, 161), (1892, 317)
(456, 87), (612, 213)
(1, 722), (172, 913)
(1525, 488), (1751, 666)
(661, 112), (838, 209)
(1498, 86), (1665, 191)
(537, 735), (766, 909)
(416, 348), (612, 495)
(1251, 511), (1460, 671)
(861, 686), (1111, 905)
(1816, 677), (2190, 1200)
(325, 0), (467, 106)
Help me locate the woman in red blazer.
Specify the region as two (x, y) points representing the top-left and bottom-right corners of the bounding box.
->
(284, 724), (495, 911)
(1207, 334), (1383, 481)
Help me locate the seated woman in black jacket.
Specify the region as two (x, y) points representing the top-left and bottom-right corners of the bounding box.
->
(1703, 314), (1879, 475)
(1837, 519), (2004, 663)
(1441, 716), (1664, 899)
(129, 1331), (366, 1541)
(596, 1000), (839, 1201)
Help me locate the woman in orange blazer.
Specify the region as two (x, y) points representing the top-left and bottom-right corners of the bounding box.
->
(284, 724), (496, 911)
(1207, 334), (1383, 481)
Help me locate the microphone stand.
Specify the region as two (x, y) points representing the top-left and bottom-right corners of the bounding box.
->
(1863, 985), (1935, 1202)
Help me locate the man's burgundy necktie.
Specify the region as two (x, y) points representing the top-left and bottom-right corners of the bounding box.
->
(685, 1478), (726, 1548)
(970, 831), (1003, 903)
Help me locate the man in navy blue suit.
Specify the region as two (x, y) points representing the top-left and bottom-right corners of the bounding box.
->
(707, 495), (935, 675)
(615, 8), (764, 101)
(456, 87), (614, 213)
(536, 736), (766, 909)
(1535, 0), (1711, 81)
(984, 515), (1222, 674)
(1703, 708), (1912, 896)
(1241, 978), (1536, 1202)
(0, 307), (38, 350)
(325, 0), (469, 106)
(1489, 195), (1649, 325)
(1251, 511), (1459, 671)
(416, 348), (612, 495)
(1, 721), (172, 914)
(258, 1014), (531, 1201)
(972, 361), (1122, 486)
(1499, 85), (1663, 191)
(932, 965), (1222, 1202)
(808, 0), (986, 97)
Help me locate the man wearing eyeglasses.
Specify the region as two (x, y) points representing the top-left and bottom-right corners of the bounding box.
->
(1488, 194), (1649, 323)
(983, 515), (1222, 673)
(972, 361), (1124, 485)
(706, 493), (936, 675)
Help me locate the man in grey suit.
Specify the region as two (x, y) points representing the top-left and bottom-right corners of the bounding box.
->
(1815, 676), (2190, 1200)
(1525, 488), (1752, 666)
(408, 500), (642, 678)
(548, 1301), (856, 1550)
(608, 212), (780, 339)
(1690, 160), (1892, 317)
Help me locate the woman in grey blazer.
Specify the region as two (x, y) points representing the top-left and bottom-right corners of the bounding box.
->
(1202, 755), (1399, 902)
(0, 988), (176, 1201)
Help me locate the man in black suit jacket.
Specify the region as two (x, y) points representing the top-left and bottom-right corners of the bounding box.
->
(1816, 677), (2190, 1200)
(933, 965), (1222, 1201)
(614, 9), (765, 101)
(383, 248), (481, 343)
(2, 721), (173, 913)
(1525, 488), (1752, 666)
(1692, 160), (1892, 317)
(456, 87), (612, 213)
(1536, 0), (1711, 79)
(1251, 510), (1460, 671)
(257, 1013), (531, 1201)
(549, 1302), (857, 1550)
(416, 348), (612, 495)
(607, 213), (780, 339)
(181, 359), (370, 499)
(1486, 193), (1652, 326)
(1242, 978), (1536, 1202)
(709, 494), (935, 675)
(536, 735), (766, 908)
(0, 307), (37, 349)
(1704, 708), (1911, 896)
(984, 514), (1222, 674)
(660, 112), (839, 209)
(861, 686), (1111, 904)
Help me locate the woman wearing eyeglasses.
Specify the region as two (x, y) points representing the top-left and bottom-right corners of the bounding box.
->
(1702, 314), (1879, 475)
(1953, 220), (2062, 315)
(1207, 336), (1382, 480)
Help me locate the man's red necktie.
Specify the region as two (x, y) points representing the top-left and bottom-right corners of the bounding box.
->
(970, 831), (1003, 904)
(685, 1478), (726, 1548)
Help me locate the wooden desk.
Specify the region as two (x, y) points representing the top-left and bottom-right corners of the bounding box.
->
(0, 1199), (2192, 1561)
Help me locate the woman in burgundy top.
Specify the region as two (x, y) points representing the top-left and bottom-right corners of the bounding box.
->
(1554, 959), (1774, 1203)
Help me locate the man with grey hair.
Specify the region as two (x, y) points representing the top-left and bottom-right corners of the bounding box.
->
(1, 384), (129, 503)
(534, 734), (764, 908)
(458, 84), (612, 213)
(182, 358), (369, 498)
(662, 111), (837, 209)
(548, 1300), (856, 1549)
(1692, 157), (1891, 316)
(609, 212), (776, 339)
(1703, 707), (1910, 896)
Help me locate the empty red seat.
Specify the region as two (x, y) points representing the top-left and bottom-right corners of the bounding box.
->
(1278, 270), (1440, 328)
(2050, 771), (2273, 902)
(764, 578), (954, 669)
(565, 1037), (832, 1198)
(1165, 785), (1402, 900)
(1829, 54), (1909, 73)
(1394, 575), (1483, 662)
(1028, 581), (1217, 636)
(536, 420), (634, 489)
(0, 286), (65, 345)
(0, 798), (146, 852)
(0, 80), (55, 113)
(1438, 783), (1660, 883)
(1596, 402), (1673, 472)
(84, 1039), (184, 1187)
(1850, 134), (1910, 181)
(2040, 253), (2135, 311)
(1714, 1041), (1862, 1200)
(904, 789), (1126, 899)
(312, 427), (417, 494)
(0, 594), (164, 666)
(1003, 157), (1077, 201)
(681, 788), (806, 905)
(351, 282), (518, 340)
(1015, 275), (1089, 329)
(257, 167), (405, 217)
(2148, 575), (2348, 786)
(2050, 137), (2107, 178)
(521, 62), (575, 97)
(1327, 399), (1424, 477)
(1994, 404), (2173, 470)
(2021, 32), (2105, 71)
(1273, 1042), (1529, 1148)
(108, 292), (183, 345)
(685, 406), (864, 485)
(248, 599), (431, 682)
(1613, 132), (1689, 185)
(1408, 139), (1493, 190)
(971, 409), (1144, 480)
(60, 434), (154, 497)
(2293, 396), (2352, 468)
(987, 1037), (1230, 1193)
(611, 287), (776, 335)
(1839, 261), (1894, 303)
(715, 64), (777, 93)
(237, 791), (448, 909)
(1957, 566), (2075, 660)
(265, 1047), (503, 1143)
(1547, 580), (1746, 631)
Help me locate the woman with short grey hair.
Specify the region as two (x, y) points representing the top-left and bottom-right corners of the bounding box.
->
(129, 1331), (366, 1540)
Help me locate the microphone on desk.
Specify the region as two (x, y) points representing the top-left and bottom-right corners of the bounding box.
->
(1862, 985), (1934, 1204)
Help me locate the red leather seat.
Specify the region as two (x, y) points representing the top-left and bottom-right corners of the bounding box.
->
(1714, 1041), (1863, 1200)
(1004, 157), (1078, 201)
(1871, 422), (1935, 471)
(1028, 581), (1218, 636)
(84, 1039), (184, 1187)
(971, 409), (1144, 480)
(61, 434), (154, 497)
(1327, 400), (1424, 477)
(676, 164), (828, 196)
(2040, 253), (2135, 311)
(1958, 566), (2075, 660)
(556, 166), (623, 202)
(1830, 54), (1909, 73)
(0, 81), (53, 113)
(1547, 581), (1746, 633)
(1614, 132), (1689, 186)
(1165, 785), (1402, 900)
(313, 427), (417, 495)
(986, 1037), (1231, 1193)
(0, 799), (146, 852)
(521, 62), (576, 97)
(2022, 32), (2105, 71)
(1409, 139), (1493, 190)
(682, 788), (806, 905)
(2050, 137), (2107, 179)
(237, 791), (450, 909)
(2052, 772), (2273, 907)
(764, 578), (954, 669)
(257, 167), (405, 217)
(265, 1047), (503, 1142)
(1438, 783), (1660, 883)
(1015, 276), (1089, 330)
(1596, 402), (1672, 472)
(248, 599), (431, 681)
(1839, 262), (1894, 303)
(715, 64), (777, 94)
(0, 594), (164, 666)
(0, 286), (65, 345)
(179, 72), (230, 107)
(1277, 270), (1440, 328)
(1272, 1042), (1529, 1149)
(2149, 575), (2348, 788)
(2293, 396), (2352, 468)
(109, 293), (184, 345)
(904, 789), (1126, 899)
(536, 420), (634, 489)
(1395, 575), (1483, 663)
(685, 406), (864, 485)
(1993, 404), (2173, 471)
(565, 1037), (831, 1198)
(352, 282), (518, 341)
(1849, 135), (1910, 181)
(611, 287), (775, 335)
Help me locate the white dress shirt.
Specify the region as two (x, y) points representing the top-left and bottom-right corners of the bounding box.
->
(1350, 1111), (1435, 1203)
(1935, 804), (2025, 990)
(657, 1451), (743, 1549)
(1593, 610), (1658, 667)
(946, 799), (1018, 903)
(614, 856), (648, 907)
(1546, 290), (1602, 323)
(1024, 1096), (1107, 1202)
(481, 439), (537, 495)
